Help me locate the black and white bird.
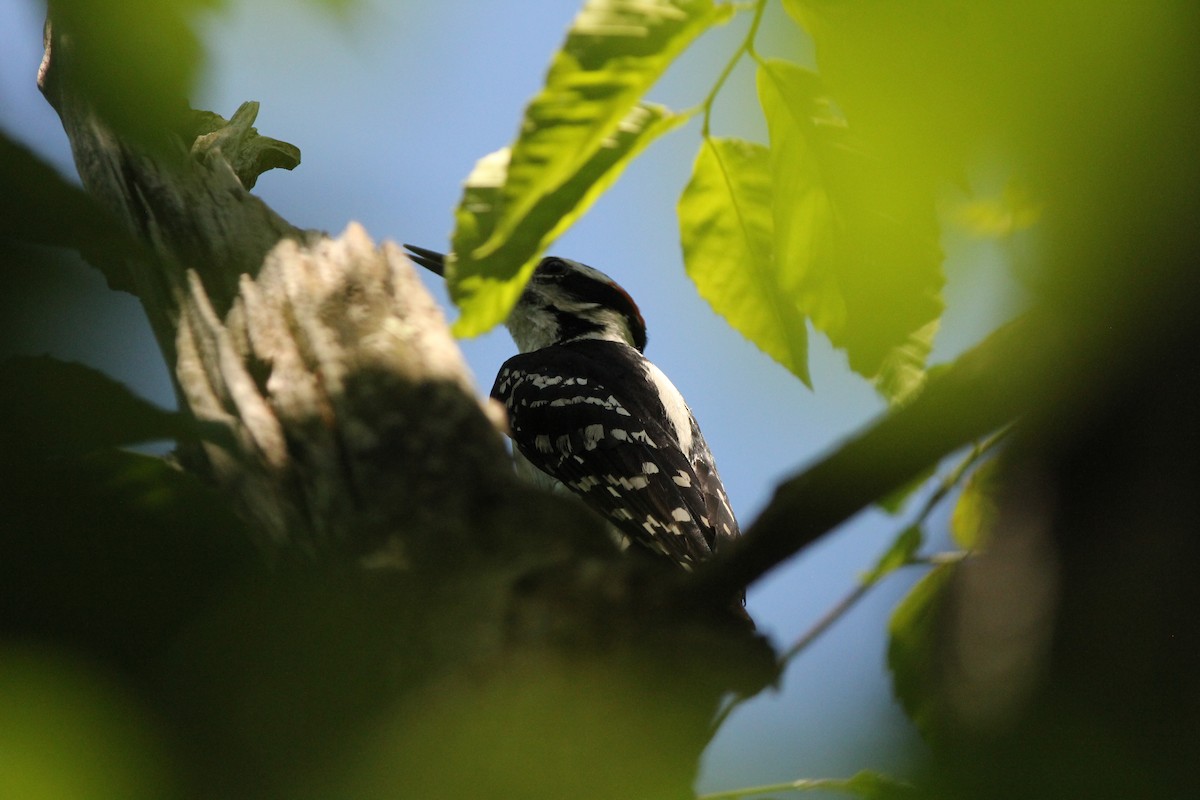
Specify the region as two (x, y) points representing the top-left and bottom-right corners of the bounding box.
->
(405, 245), (739, 569)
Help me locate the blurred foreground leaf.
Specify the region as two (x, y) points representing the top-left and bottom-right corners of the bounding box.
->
(0, 356), (195, 461)
(48, 0), (220, 147)
(0, 646), (174, 800)
(0, 447), (254, 673)
(887, 562), (955, 741)
(862, 524), (922, 585)
(950, 457), (1000, 550)
(449, 0), (732, 336)
(679, 136), (811, 385)
(0, 133), (138, 291)
(756, 60), (943, 387)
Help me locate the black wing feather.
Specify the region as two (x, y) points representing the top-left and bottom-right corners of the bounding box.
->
(491, 340), (737, 567)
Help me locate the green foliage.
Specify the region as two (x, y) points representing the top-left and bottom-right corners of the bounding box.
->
(0, 446), (255, 668)
(47, 0), (351, 149)
(755, 59), (942, 389)
(0, 134), (138, 291)
(437, 0), (947, 401)
(0, 646), (174, 799)
(679, 136), (812, 384)
(950, 458), (1000, 550)
(48, 0), (219, 147)
(448, 0), (733, 336)
(861, 524), (922, 586)
(0, 356), (198, 462)
(451, 104), (686, 336)
(887, 562), (955, 742)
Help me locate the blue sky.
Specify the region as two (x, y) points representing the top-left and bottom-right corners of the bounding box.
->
(0, 0), (1022, 791)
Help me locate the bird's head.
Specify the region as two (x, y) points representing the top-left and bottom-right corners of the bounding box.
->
(404, 245), (646, 354)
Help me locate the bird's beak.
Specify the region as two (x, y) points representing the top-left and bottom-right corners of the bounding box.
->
(403, 243), (446, 277)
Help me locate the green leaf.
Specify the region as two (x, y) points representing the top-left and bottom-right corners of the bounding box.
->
(449, 0), (733, 336)
(756, 60), (944, 392)
(0, 356), (195, 461)
(48, 0), (221, 148)
(679, 137), (811, 385)
(950, 457), (1001, 550)
(861, 525), (923, 585)
(0, 134), (139, 291)
(450, 103), (687, 337)
(0, 448), (255, 661)
(888, 562), (956, 740)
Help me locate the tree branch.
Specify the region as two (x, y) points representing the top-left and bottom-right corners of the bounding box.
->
(689, 316), (1043, 603)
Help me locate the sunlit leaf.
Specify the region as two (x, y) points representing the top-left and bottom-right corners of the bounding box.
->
(449, 0), (733, 336)
(757, 60), (944, 389)
(679, 137), (810, 385)
(861, 525), (922, 585)
(872, 320), (938, 405)
(888, 562), (955, 740)
(0, 356), (196, 461)
(950, 457), (1001, 550)
(450, 103), (686, 336)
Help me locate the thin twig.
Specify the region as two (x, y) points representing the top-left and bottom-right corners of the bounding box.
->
(709, 436), (1001, 733)
(776, 433), (1007, 666)
(699, 772), (914, 800)
(690, 0), (768, 136)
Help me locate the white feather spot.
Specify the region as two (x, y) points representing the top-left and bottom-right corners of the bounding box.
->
(672, 507), (692, 522)
(672, 471), (692, 487)
(583, 424), (605, 450)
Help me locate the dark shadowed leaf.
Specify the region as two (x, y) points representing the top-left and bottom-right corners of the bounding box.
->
(888, 561), (955, 740)
(449, 0), (733, 336)
(47, 0), (220, 147)
(756, 60), (943, 394)
(0, 448), (256, 668)
(45, 0), (355, 149)
(0, 356), (195, 461)
(0, 132), (138, 291)
(679, 136), (811, 385)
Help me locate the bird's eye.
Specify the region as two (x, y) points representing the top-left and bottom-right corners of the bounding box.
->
(539, 258), (568, 277)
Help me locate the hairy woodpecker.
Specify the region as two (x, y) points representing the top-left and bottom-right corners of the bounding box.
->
(405, 245), (739, 569)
